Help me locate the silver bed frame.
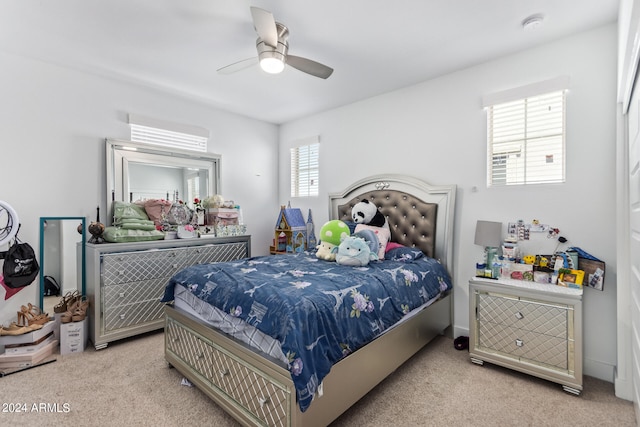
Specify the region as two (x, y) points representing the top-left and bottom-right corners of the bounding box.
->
(164, 175), (456, 426)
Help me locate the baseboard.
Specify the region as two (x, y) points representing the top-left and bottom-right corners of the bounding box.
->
(453, 325), (469, 340)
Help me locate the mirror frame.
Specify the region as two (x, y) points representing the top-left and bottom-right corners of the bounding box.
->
(106, 139), (221, 226)
(39, 216), (86, 311)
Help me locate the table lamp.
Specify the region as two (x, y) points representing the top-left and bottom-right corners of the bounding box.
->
(474, 220), (503, 271)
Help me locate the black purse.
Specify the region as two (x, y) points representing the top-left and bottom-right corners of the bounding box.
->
(1, 228), (39, 288)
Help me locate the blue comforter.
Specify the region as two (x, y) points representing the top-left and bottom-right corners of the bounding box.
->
(161, 252), (452, 412)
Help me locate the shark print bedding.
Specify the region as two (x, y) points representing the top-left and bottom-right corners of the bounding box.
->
(161, 251), (452, 412)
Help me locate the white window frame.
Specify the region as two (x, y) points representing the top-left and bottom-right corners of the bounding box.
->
(128, 114), (209, 152)
(483, 77), (569, 187)
(290, 136), (319, 198)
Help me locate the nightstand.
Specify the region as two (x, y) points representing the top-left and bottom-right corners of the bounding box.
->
(469, 277), (583, 395)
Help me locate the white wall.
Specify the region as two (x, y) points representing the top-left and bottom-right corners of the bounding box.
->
(0, 51), (279, 325)
(279, 25), (618, 381)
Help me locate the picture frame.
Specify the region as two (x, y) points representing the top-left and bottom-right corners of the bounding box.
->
(558, 269), (585, 289)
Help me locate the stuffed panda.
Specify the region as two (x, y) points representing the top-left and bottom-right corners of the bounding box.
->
(351, 199), (391, 259)
(351, 199), (387, 227)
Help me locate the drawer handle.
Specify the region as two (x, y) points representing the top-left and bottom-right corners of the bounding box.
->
(515, 339), (523, 347)
(219, 369), (229, 378)
(258, 396), (270, 408)
(515, 311), (524, 320)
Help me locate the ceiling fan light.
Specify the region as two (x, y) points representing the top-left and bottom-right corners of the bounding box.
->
(260, 57), (285, 74)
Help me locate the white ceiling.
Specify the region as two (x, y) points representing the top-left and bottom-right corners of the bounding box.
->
(0, 0), (619, 124)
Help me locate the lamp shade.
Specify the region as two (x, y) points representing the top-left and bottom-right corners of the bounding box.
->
(474, 220), (502, 247)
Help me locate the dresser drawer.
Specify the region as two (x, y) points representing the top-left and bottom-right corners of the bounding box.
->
(477, 321), (569, 370)
(103, 299), (165, 331)
(102, 249), (184, 285)
(166, 317), (290, 426)
(179, 242), (250, 268)
(477, 292), (568, 338)
(102, 278), (168, 309)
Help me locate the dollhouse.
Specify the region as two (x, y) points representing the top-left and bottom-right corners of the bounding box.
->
(270, 204), (307, 254)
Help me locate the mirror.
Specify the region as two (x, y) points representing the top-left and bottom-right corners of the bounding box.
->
(106, 139), (221, 225)
(39, 217), (86, 315)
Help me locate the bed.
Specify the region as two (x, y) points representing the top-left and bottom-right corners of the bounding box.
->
(162, 174), (456, 426)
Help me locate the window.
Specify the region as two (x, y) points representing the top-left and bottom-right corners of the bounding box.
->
(128, 114), (209, 152)
(291, 137), (319, 197)
(483, 77), (569, 186)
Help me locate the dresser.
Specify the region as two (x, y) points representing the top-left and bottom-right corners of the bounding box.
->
(85, 235), (251, 350)
(469, 277), (583, 395)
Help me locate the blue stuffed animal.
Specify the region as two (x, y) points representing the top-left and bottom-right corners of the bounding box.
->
(334, 236), (377, 266)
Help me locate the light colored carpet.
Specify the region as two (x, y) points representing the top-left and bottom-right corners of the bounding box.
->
(0, 331), (634, 427)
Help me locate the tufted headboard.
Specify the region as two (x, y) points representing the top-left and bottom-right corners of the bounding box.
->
(329, 175), (456, 274)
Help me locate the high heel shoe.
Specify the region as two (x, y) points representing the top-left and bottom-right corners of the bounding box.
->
(71, 297), (89, 322)
(60, 296), (89, 323)
(54, 290), (80, 314)
(17, 303), (49, 327)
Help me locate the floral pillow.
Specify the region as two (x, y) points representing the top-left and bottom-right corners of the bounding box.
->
(384, 246), (424, 262)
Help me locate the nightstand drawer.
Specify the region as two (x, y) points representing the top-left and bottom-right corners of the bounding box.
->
(477, 321), (569, 369)
(477, 292), (568, 338)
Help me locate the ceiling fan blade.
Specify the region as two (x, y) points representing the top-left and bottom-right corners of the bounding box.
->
(250, 6), (278, 48)
(217, 57), (258, 75)
(286, 55), (334, 79)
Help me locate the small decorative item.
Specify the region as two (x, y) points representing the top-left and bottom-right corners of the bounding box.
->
(88, 206), (105, 244)
(177, 224), (197, 239)
(271, 203), (307, 254)
(193, 198), (205, 226)
(306, 209), (316, 249)
(203, 194), (225, 209)
(557, 268), (585, 289)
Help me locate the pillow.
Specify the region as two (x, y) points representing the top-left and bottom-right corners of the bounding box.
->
(113, 202), (150, 223)
(385, 242), (405, 252)
(344, 221), (358, 234)
(384, 246), (424, 262)
(354, 224), (390, 259)
(141, 199), (173, 226)
(102, 226), (165, 243)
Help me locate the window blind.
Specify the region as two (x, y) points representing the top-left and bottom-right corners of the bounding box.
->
(486, 88), (566, 186)
(129, 114), (209, 152)
(290, 138), (319, 197)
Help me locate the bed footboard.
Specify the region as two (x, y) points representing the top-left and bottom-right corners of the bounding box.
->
(164, 293), (451, 427)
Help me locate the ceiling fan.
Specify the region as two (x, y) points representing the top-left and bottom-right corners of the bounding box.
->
(217, 6), (333, 79)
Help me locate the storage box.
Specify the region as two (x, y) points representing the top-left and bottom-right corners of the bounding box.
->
(215, 224), (247, 237)
(59, 318), (87, 355)
(0, 338), (57, 369)
(0, 320), (56, 346)
(3, 333), (55, 355)
(206, 208), (239, 227)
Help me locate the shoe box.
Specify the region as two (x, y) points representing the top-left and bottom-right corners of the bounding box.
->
(0, 320), (56, 347)
(59, 318), (87, 355)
